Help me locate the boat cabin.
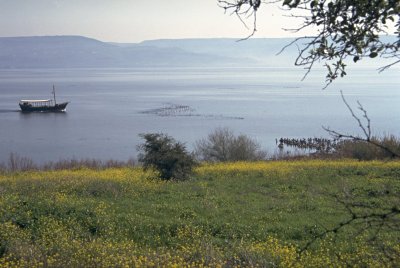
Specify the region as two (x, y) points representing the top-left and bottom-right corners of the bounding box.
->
(19, 100), (55, 107)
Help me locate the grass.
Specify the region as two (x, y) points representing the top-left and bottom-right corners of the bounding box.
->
(0, 160), (399, 267)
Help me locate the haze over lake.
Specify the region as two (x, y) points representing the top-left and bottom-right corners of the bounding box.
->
(0, 66), (399, 163)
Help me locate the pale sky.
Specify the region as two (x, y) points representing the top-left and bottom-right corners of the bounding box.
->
(0, 0), (309, 43)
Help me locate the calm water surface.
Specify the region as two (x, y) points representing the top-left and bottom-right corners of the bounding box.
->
(0, 67), (399, 163)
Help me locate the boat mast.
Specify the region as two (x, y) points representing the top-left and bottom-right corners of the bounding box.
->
(52, 85), (57, 104)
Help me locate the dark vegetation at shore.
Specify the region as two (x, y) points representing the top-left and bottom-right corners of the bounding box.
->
(277, 134), (400, 160)
(2, 130), (400, 173)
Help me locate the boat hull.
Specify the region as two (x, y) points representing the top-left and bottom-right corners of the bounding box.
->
(19, 102), (69, 112)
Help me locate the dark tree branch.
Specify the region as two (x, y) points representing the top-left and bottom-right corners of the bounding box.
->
(378, 58), (400, 72)
(339, 91), (371, 139)
(300, 194), (400, 254)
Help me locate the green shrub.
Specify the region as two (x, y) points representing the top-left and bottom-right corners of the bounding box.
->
(138, 133), (196, 180)
(195, 128), (267, 162)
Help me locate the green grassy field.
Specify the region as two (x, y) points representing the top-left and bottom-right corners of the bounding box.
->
(0, 160), (399, 267)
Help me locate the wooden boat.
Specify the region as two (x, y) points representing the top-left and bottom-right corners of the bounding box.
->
(19, 86), (69, 112)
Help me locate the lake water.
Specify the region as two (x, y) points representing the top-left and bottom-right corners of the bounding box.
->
(0, 67), (399, 163)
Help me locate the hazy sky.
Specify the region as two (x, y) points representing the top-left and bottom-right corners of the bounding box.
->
(0, 0), (309, 42)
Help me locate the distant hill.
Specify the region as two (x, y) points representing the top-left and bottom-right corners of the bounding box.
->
(0, 36), (255, 68)
(0, 35), (396, 68)
(0, 36), (298, 68)
(136, 36), (398, 68)
(136, 38), (299, 66)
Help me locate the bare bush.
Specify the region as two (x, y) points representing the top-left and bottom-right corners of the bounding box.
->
(0, 162), (6, 172)
(8, 153), (37, 172)
(42, 158), (136, 170)
(335, 135), (400, 160)
(1, 154), (136, 172)
(195, 128), (267, 162)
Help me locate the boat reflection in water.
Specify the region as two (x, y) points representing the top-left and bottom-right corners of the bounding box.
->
(19, 85), (69, 112)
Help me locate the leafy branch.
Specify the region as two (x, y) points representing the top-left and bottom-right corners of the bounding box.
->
(219, 0), (400, 85)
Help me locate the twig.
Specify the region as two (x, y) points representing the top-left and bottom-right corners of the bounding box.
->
(323, 91), (399, 158)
